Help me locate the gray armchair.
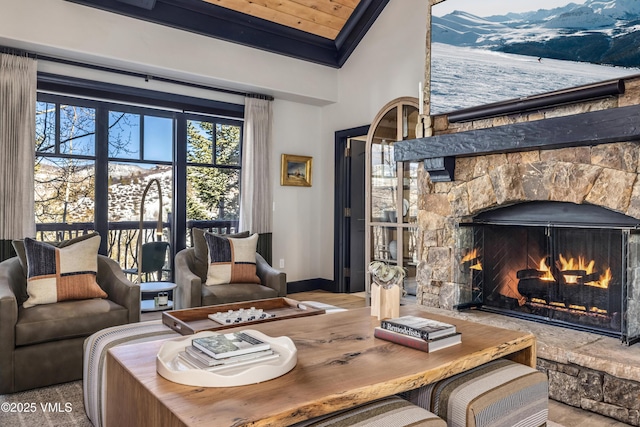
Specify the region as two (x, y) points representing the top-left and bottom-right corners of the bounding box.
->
(175, 248), (286, 309)
(0, 255), (139, 394)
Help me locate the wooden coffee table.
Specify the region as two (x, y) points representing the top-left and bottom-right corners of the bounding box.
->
(106, 305), (535, 427)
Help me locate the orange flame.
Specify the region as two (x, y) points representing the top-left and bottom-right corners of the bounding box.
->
(538, 254), (611, 288)
(461, 248), (483, 271)
(538, 258), (555, 281)
(461, 248), (478, 263)
(592, 268), (612, 289)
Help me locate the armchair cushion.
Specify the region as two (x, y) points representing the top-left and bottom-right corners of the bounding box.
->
(15, 298), (129, 346)
(204, 232), (260, 285)
(192, 228), (250, 282)
(23, 235), (107, 308)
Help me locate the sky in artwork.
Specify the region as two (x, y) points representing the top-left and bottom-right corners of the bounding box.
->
(432, 0), (587, 17)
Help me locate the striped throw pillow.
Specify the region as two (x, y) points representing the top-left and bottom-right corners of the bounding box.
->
(204, 232), (260, 285)
(22, 235), (107, 308)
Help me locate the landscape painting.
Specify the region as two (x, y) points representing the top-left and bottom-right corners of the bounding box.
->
(281, 154), (312, 187)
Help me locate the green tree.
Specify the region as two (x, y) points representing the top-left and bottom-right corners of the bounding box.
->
(186, 121), (241, 221)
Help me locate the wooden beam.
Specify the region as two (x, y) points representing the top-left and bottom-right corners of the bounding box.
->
(394, 104), (640, 162)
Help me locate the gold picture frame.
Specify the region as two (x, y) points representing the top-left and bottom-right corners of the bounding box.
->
(281, 154), (312, 187)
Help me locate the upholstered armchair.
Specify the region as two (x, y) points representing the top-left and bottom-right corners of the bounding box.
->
(0, 255), (139, 393)
(175, 248), (286, 309)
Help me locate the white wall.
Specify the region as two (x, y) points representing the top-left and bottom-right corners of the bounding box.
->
(0, 0), (429, 283)
(271, 100), (325, 281)
(317, 1), (429, 279)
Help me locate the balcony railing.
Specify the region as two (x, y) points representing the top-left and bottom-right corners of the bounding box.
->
(35, 219), (239, 280)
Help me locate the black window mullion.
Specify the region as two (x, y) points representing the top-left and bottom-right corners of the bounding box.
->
(140, 114), (145, 160)
(173, 114), (187, 260)
(55, 102), (61, 154)
(95, 107), (109, 256)
(238, 122), (244, 203)
(211, 122), (217, 166)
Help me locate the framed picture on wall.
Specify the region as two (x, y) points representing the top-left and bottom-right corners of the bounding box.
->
(281, 154), (312, 187)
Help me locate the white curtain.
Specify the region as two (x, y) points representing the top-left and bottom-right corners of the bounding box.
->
(239, 96), (273, 234)
(0, 53), (37, 240)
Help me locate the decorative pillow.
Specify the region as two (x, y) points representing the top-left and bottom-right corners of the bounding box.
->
(192, 228), (250, 282)
(22, 235), (107, 308)
(13, 232), (100, 278)
(204, 232), (260, 285)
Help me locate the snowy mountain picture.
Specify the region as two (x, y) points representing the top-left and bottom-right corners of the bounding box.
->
(433, 0), (640, 67)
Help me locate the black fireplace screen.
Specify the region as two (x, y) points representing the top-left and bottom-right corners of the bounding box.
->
(471, 224), (623, 334)
(458, 202), (640, 344)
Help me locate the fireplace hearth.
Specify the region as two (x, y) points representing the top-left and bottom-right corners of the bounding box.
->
(459, 202), (639, 343)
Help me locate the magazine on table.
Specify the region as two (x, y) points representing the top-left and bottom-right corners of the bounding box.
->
(178, 350), (280, 372)
(185, 345), (274, 367)
(192, 331), (271, 359)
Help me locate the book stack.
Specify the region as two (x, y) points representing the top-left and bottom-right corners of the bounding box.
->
(177, 331), (279, 372)
(374, 315), (461, 352)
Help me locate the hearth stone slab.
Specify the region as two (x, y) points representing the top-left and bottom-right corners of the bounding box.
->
(412, 305), (640, 426)
(414, 306), (640, 382)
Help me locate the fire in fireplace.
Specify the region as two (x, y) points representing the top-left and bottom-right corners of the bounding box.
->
(459, 201), (640, 344)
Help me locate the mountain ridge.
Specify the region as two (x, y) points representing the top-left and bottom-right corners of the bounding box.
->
(433, 0), (640, 67)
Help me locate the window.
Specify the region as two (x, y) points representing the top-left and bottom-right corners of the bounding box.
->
(186, 118), (242, 221)
(34, 88), (243, 277)
(35, 100), (96, 237)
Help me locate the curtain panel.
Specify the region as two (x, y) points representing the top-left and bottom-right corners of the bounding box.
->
(239, 97), (273, 235)
(0, 53), (37, 257)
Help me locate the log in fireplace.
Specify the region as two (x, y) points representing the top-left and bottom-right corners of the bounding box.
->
(459, 201), (640, 344)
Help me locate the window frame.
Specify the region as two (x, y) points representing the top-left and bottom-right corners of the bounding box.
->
(35, 75), (244, 260)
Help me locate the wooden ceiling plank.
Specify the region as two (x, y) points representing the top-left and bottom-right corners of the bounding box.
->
(287, 0), (355, 20)
(330, 0), (361, 10)
(260, 0), (346, 30)
(203, 0), (343, 38)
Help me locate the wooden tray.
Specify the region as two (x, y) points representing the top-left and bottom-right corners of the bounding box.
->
(162, 297), (326, 335)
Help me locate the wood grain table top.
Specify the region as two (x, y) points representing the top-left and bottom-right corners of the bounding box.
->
(106, 305), (536, 427)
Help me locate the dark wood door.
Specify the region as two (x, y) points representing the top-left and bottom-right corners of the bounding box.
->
(348, 138), (366, 292)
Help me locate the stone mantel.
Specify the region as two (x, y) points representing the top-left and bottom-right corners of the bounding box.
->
(394, 103), (640, 163)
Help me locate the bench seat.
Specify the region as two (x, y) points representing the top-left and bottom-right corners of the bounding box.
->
(402, 358), (548, 427)
(291, 395), (446, 427)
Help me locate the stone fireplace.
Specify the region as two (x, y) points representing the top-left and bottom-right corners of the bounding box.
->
(414, 141), (640, 344)
(393, 75), (640, 424)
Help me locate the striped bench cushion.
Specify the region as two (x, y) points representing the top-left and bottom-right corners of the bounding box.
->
(291, 395), (446, 427)
(402, 359), (548, 427)
(83, 320), (179, 427)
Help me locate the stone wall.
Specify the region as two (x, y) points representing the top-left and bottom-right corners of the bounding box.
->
(538, 358), (640, 426)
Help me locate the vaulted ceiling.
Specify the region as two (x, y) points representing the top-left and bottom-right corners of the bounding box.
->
(65, 0), (390, 68)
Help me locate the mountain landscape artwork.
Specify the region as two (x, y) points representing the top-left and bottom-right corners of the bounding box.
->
(430, 0), (640, 113)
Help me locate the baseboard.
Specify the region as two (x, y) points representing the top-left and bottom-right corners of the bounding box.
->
(287, 278), (336, 294)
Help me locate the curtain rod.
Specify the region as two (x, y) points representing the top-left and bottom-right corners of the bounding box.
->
(0, 45), (274, 101)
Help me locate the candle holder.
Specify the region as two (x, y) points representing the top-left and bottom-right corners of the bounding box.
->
(369, 261), (406, 320)
(415, 114), (433, 139)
